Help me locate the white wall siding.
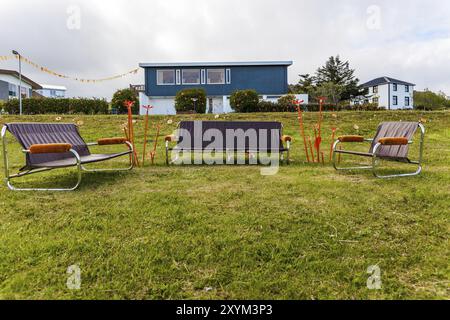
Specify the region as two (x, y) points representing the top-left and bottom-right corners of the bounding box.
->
(367, 83), (414, 110)
(140, 93), (309, 115)
(139, 93), (177, 115)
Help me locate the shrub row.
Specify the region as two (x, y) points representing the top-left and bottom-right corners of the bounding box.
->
(3, 98), (109, 115)
(229, 90), (384, 113)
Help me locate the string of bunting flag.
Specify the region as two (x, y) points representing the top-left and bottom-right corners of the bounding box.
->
(0, 54), (140, 83)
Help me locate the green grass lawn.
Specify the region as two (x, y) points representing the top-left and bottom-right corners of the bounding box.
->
(0, 111), (449, 300)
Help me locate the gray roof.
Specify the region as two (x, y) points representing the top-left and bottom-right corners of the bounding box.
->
(361, 77), (415, 87)
(139, 61), (293, 68)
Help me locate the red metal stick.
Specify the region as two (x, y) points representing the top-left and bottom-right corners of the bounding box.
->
(150, 124), (161, 165)
(329, 127), (336, 162)
(295, 99), (310, 163)
(141, 105), (154, 166)
(308, 136), (315, 162)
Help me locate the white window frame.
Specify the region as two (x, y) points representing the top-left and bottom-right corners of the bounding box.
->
(157, 70), (176, 86)
(207, 69), (225, 85)
(226, 69), (231, 84)
(201, 69), (206, 84)
(8, 83), (17, 97)
(405, 85), (410, 92)
(176, 70), (181, 85)
(405, 97), (410, 107)
(182, 69), (201, 85)
(393, 95), (398, 106)
(393, 83), (398, 91)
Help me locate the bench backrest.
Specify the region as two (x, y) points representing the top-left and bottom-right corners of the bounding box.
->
(369, 122), (419, 160)
(5, 123), (90, 167)
(176, 121), (285, 152)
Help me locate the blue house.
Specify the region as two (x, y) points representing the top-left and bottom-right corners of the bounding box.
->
(138, 61), (295, 115)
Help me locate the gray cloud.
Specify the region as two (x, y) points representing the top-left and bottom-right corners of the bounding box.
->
(1, 0), (449, 99)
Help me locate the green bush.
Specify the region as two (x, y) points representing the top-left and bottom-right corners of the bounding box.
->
(414, 90), (450, 110)
(111, 88), (139, 114)
(277, 94), (298, 110)
(175, 88), (207, 113)
(4, 98), (109, 115)
(230, 90), (259, 113)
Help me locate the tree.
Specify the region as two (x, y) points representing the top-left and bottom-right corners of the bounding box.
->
(414, 90), (450, 110)
(289, 74), (315, 95)
(314, 55), (361, 100)
(111, 88), (139, 114)
(313, 82), (345, 106)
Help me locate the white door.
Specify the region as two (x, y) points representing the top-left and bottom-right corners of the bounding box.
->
(213, 99), (223, 114)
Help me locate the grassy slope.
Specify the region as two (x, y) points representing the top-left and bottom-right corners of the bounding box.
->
(0, 111), (448, 300)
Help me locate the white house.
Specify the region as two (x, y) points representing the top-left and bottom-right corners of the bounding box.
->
(359, 77), (415, 110)
(0, 69), (42, 101)
(35, 84), (67, 98)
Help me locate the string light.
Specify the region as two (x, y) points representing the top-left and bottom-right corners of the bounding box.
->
(1, 54), (140, 83)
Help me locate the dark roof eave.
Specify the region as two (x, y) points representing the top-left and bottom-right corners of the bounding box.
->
(0, 69), (43, 90)
(139, 61), (293, 68)
(361, 77), (415, 87)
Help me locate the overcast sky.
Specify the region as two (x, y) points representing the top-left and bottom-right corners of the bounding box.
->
(1, 0), (449, 99)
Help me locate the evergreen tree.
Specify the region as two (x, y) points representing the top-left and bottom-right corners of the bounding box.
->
(314, 55), (361, 100)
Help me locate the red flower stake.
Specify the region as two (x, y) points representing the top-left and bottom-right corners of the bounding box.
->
(294, 99), (310, 163)
(329, 127), (337, 162)
(141, 105), (154, 166)
(124, 100), (139, 167)
(315, 97), (326, 163)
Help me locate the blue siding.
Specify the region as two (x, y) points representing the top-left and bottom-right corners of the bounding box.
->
(144, 65), (289, 97)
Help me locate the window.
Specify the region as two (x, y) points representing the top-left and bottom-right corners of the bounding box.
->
(393, 83), (398, 91)
(182, 69), (201, 85)
(50, 90), (56, 96)
(373, 97), (379, 105)
(226, 69), (231, 84)
(393, 96), (398, 106)
(201, 69), (206, 84)
(21, 87), (28, 98)
(207, 69), (225, 84)
(157, 70), (175, 85)
(8, 83), (17, 97)
(373, 86), (378, 94)
(405, 85), (410, 92)
(405, 97), (410, 107)
(176, 70), (181, 85)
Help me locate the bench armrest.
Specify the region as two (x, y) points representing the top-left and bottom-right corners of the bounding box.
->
(338, 135), (365, 143)
(378, 137), (409, 145)
(97, 137), (128, 146)
(165, 135), (177, 142)
(28, 143), (72, 154)
(281, 135), (292, 143)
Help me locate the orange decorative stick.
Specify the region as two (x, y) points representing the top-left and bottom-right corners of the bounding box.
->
(150, 124), (161, 165)
(124, 100), (140, 167)
(308, 136), (315, 162)
(315, 97), (326, 163)
(141, 105), (154, 166)
(329, 127), (336, 162)
(294, 99), (310, 162)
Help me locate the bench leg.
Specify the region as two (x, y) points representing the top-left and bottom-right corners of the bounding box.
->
(4, 150), (83, 192)
(372, 143), (423, 179)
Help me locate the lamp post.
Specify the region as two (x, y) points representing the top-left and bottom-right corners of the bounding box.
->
(12, 50), (22, 115)
(192, 98), (198, 113)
